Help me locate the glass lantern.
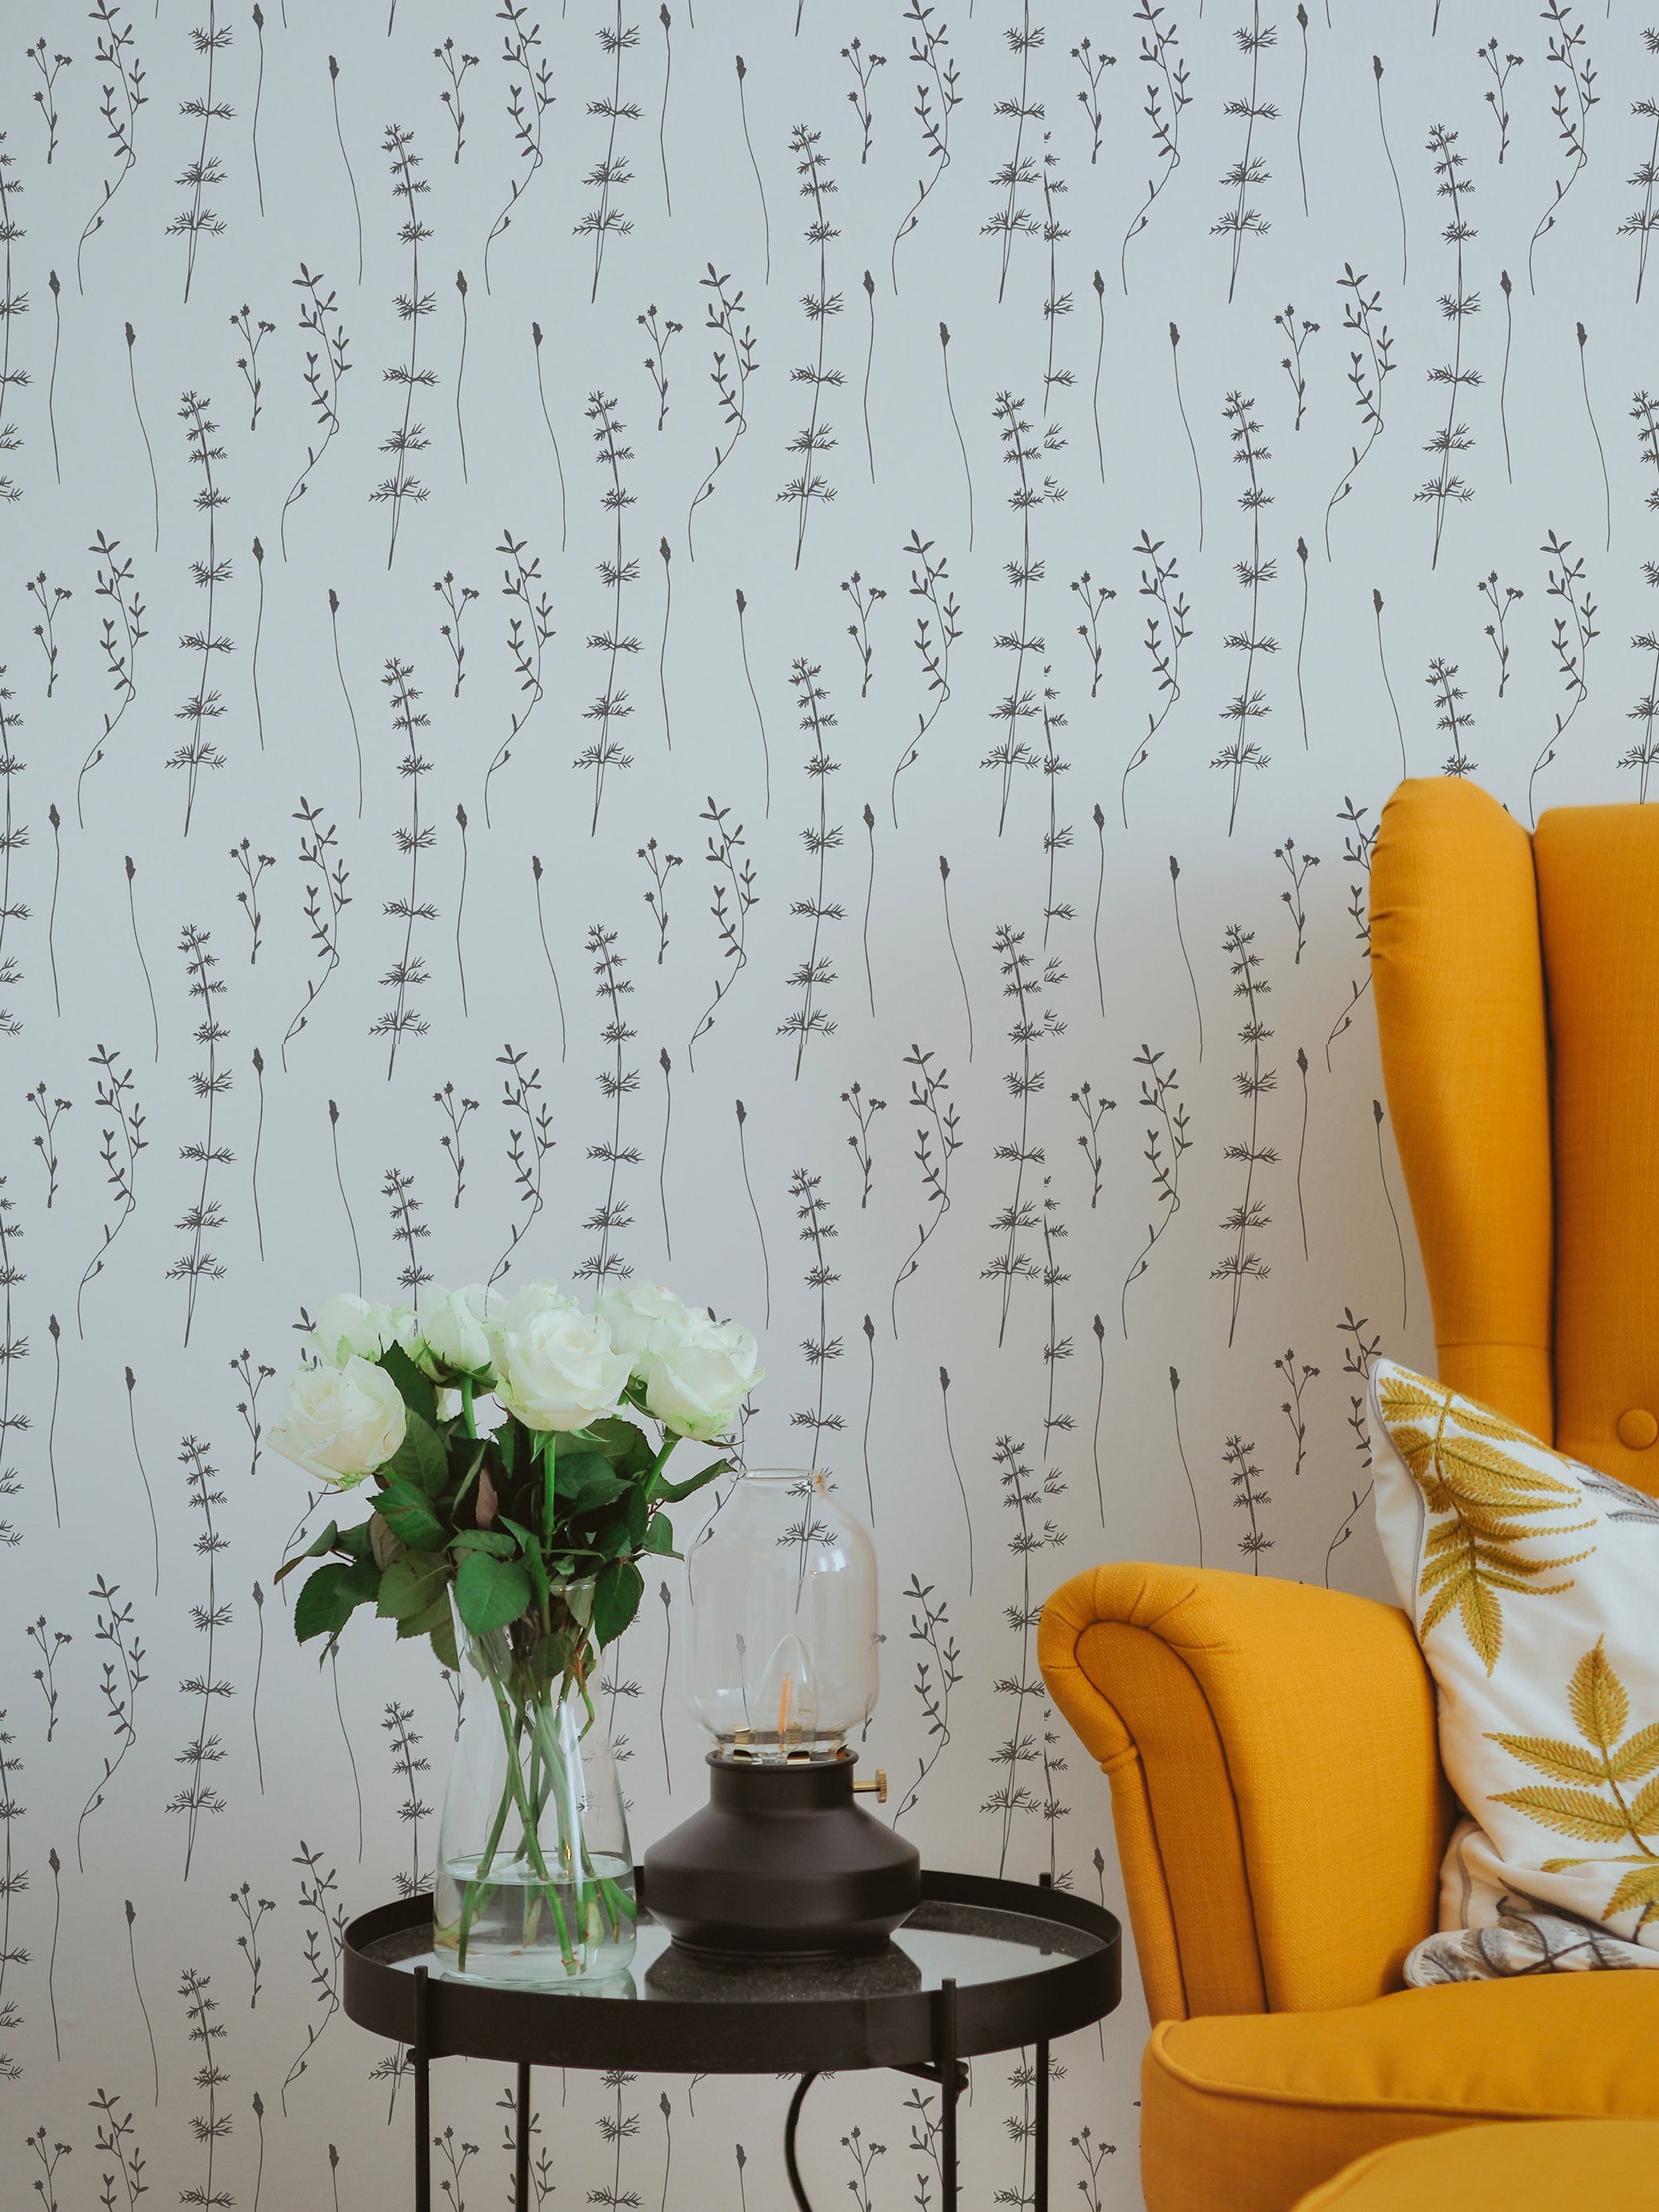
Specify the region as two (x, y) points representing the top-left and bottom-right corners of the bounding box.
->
(686, 1468), (878, 1762)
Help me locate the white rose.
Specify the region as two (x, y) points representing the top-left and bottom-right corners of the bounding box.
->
(489, 1301), (632, 1433)
(418, 1284), (494, 1378)
(310, 1293), (417, 1369)
(640, 1315), (761, 1441)
(485, 1279), (574, 1334)
(595, 1281), (696, 1368)
(269, 1355), (407, 1487)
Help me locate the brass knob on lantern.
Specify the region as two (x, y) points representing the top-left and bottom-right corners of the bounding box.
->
(852, 1770), (888, 1804)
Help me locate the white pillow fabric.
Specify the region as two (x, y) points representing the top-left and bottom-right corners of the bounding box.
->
(1367, 1359), (1659, 1984)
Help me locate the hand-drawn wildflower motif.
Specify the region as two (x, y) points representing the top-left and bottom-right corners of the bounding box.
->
(687, 798), (758, 1068)
(779, 124), (843, 569)
(778, 659), (844, 1080)
(78, 4), (148, 291)
(165, 1438), (233, 1873)
(983, 392), (1067, 834)
(371, 659), (436, 1081)
(280, 266), (351, 557)
(984, 924), (1064, 1346)
(166, 394), (231, 834)
(1212, 391), (1275, 833)
(1213, 923), (1276, 1345)
(1214, 5), (1277, 304)
(787, 1166), (844, 1471)
(984, 5), (1045, 302)
(168, 928), (231, 1345)
(167, 4), (232, 303)
(483, 5), (553, 291)
(371, 125), (436, 570)
(1417, 124), (1481, 569)
(577, 4), (642, 302)
(575, 925), (640, 1289)
(891, 2), (961, 288)
(1529, 2), (1598, 293)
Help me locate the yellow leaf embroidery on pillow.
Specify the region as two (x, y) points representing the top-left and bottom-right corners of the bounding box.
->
(1378, 1369), (1595, 1674)
(1488, 1640), (1659, 1932)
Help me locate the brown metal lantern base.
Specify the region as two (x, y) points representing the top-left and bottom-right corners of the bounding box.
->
(641, 1751), (922, 1957)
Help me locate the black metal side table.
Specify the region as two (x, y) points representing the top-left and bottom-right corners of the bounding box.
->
(343, 1868), (1121, 2212)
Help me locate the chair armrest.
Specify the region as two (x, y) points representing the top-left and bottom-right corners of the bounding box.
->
(1039, 1563), (1452, 2023)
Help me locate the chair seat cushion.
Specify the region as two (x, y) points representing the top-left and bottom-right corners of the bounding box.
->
(1142, 1971), (1659, 2212)
(1291, 2120), (1659, 2210)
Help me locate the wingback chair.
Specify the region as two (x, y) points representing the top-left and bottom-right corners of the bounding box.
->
(1039, 778), (1659, 2212)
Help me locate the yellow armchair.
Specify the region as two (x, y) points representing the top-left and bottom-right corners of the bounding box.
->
(1042, 780), (1659, 2212)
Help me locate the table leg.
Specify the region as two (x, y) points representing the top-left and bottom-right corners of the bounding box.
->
(783, 2071), (820, 2212)
(514, 2061), (531, 2212)
(1034, 2039), (1049, 2211)
(938, 1977), (959, 2212)
(412, 1966), (431, 2212)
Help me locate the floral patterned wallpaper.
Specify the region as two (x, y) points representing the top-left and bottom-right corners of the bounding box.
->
(1, 0), (1646, 2204)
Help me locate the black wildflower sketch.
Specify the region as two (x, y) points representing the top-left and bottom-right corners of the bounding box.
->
(1223, 1433), (1272, 1569)
(1428, 656), (1476, 778)
(1622, 392), (1659, 797)
(383, 1703), (431, 1898)
(0, 1712), (23, 2074)
(251, 7), (266, 216)
(637, 838), (680, 964)
(26, 571), (68, 698)
(1621, 32), (1659, 302)
(372, 124), (435, 569)
(841, 1082), (886, 1207)
(433, 1081), (476, 1209)
(372, 659), (436, 1081)
(1038, 137), (1072, 413)
(281, 798), (350, 1068)
(434, 571), (477, 698)
(734, 56), (771, 285)
(889, 532), (959, 823)
(281, 1842), (346, 2112)
(1121, 2), (1190, 290)
(1579, 322), (1612, 555)
(576, 927), (640, 1289)
(1121, 531), (1190, 824)
(686, 265), (759, 558)
(779, 658), (844, 1080)
(77, 532), (146, 824)
(841, 571), (886, 698)
(326, 591), (360, 812)
(1071, 1082), (1112, 1209)
(939, 321), (974, 550)
(844, 38), (886, 164)
(983, 1432), (1065, 1875)
(90, 2088), (147, 2203)
(1274, 834), (1317, 962)
(484, 5), (553, 292)
(1214, 4), (1277, 303)
(1039, 664), (1074, 945)
(168, 4), (231, 302)
(76, 1047), (145, 1333)
(229, 839), (272, 965)
(0, 670), (22, 1039)
(1418, 122), (1479, 568)
(1213, 390), (1275, 834)
(1272, 302), (1317, 431)
(0, 132), (25, 506)
(1478, 570), (1521, 699)
(890, 1045), (961, 1335)
(892, 1576), (961, 1826)
(482, 526), (554, 825)
(230, 1882), (272, 2007)
(325, 55), (362, 286)
(985, 924), (1063, 1346)
(166, 1437), (231, 1876)
(1480, 36), (1522, 168)
(1529, 530), (1598, 824)
(382, 1164), (428, 1302)
(578, 2), (641, 301)
(984, 391), (1067, 834)
(1214, 924), (1276, 1346)
(1326, 1307), (1381, 1582)
(1373, 1098), (1408, 1327)
(25, 1082), (66, 1208)
(779, 124), (842, 568)
(687, 797), (757, 1067)
(280, 265), (351, 557)
(985, 4), (1044, 302)
(27, 1613), (69, 1738)
(891, 2), (961, 289)
(575, 395), (639, 834)
(1529, 2), (1597, 293)
(1069, 571), (1112, 701)
(1276, 1346), (1317, 1481)
(1325, 795), (1378, 1067)
(639, 303), (680, 432)
(528, 854), (568, 1067)
(1121, 1046), (1190, 1335)
(435, 36), (477, 166)
(168, 927), (231, 1345)
(1324, 265), (1394, 557)
(167, 393), (231, 834)
(787, 1167), (844, 1472)
(229, 304), (273, 432)
(489, 1043), (553, 1286)
(1072, 36), (1115, 166)
(77, 3), (147, 293)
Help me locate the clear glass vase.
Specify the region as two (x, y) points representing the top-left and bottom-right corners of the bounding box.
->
(434, 1592), (635, 1986)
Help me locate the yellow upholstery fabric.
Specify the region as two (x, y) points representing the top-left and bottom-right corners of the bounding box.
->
(1037, 1565), (1449, 2024)
(1290, 2121), (1659, 2211)
(1369, 778), (1554, 1440)
(1141, 1975), (1659, 2212)
(1534, 805), (1659, 1495)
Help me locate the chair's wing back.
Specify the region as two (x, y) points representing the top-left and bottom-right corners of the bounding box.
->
(1370, 778), (1554, 1440)
(1535, 804), (1659, 1494)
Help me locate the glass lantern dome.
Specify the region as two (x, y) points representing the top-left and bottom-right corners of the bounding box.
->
(686, 1470), (878, 1762)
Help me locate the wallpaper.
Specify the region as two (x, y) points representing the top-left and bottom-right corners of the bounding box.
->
(0, 1), (1647, 2205)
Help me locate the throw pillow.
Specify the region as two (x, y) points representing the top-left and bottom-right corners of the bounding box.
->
(1367, 1359), (1659, 1983)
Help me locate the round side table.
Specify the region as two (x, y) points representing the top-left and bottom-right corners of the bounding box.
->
(343, 1867), (1121, 2212)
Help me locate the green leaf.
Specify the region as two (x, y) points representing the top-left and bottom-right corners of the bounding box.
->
(387, 1410), (448, 1497)
(377, 1551), (450, 1622)
(294, 1557), (382, 1645)
(454, 1549), (533, 1636)
(273, 1519), (339, 1585)
(622, 1481), (649, 1549)
(586, 1417), (655, 1473)
(592, 1559), (645, 1647)
(395, 1592), (453, 1642)
(380, 1342), (437, 1426)
(556, 1453), (632, 1510)
(377, 1478), (446, 1552)
(644, 1512), (676, 1556)
(335, 1519), (375, 1559)
(497, 1420), (518, 1479)
(368, 1510), (404, 1571)
(497, 1515), (552, 1607)
(652, 1456), (730, 1505)
(450, 1529), (516, 1558)
(428, 1607), (460, 1673)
